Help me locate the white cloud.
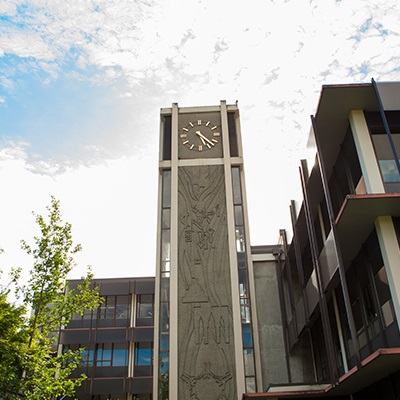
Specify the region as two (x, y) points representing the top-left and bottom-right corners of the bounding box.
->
(1, 0), (400, 280)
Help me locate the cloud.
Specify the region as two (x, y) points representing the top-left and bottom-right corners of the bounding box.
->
(1, 0), (400, 267)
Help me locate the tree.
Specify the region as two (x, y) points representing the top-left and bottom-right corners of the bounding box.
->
(0, 196), (102, 400)
(0, 292), (27, 398)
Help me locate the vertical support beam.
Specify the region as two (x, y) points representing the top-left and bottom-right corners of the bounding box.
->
(221, 101), (246, 398)
(153, 114), (169, 399)
(299, 159), (338, 384)
(169, 103), (179, 399)
(349, 110), (385, 194)
(290, 198), (309, 330)
(278, 229), (293, 383)
(375, 216), (400, 331)
(332, 290), (349, 373)
(311, 116), (361, 369)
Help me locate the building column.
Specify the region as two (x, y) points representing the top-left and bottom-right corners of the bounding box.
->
(349, 110), (385, 194)
(375, 216), (400, 331)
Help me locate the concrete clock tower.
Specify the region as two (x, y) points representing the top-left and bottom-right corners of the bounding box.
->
(153, 102), (260, 399)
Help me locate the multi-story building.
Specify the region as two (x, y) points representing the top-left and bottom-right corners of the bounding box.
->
(62, 80), (400, 400)
(246, 80), (400, 399)
(60, 277), (155, 400)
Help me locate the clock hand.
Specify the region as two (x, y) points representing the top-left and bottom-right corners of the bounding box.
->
(196, 132), (206, 145)
(196, 131), (215, 146)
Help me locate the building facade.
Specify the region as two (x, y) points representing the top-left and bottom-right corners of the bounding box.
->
(153, 102), (260, 399)
(63, 81), (400, 400)
(60, 277), (155, 400)
(247, 81), (400, 399)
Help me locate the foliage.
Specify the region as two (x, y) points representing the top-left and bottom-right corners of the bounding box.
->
(0, 196), (103, 400)
(0, 292), (27, 398)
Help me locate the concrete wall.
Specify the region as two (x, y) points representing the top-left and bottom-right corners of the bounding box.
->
(253, 256), (289, 390)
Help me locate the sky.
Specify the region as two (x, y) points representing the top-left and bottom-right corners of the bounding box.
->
(1, 0), (400, 283)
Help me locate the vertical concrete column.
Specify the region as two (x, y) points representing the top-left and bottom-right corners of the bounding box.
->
(349, 110), (385, 194)
(168, 103), (179, 400)
(221, 101), (246, 398)
(375, 216), (400, 331)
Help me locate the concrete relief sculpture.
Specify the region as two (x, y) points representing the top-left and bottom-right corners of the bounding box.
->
(178, 165), (237, 399)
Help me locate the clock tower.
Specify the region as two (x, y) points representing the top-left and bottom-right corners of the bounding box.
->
(153, 102), (260, 399)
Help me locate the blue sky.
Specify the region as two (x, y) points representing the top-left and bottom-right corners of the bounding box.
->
(1, 0), (400, 282)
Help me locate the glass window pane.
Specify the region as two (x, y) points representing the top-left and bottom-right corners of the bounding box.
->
(135, 344), (152, 366)
(116, 296), (130, 319)
(162, 170), (171, 208)
(159, 333), (169, 351)
(159, 352), (169, 376)
(138, 303), (153, 319)
(232, 167), (242, 205)
(382, 300), (395, 327)
(245, 377), (256, 393)
(237, 252), (247, 269)
(242, 323), (253, 347)
(236, 227), (245, 252)
(162, 209), (170, 229)
(162, 230), (171, 262)
(375, 266), (395, 327)
(160, 303), (170, 333)
(372, 134), (400, 183)
(246, 378), (256, 393)
(239, 269), (249, 298)
(81, 349), (94, 366)
(113, 349), (128, 366)
(244, 349), (255, 376)
(241, 298), (251, 323)
(234, 205), (244, 226)
(378, 160), (400, 182)
(160, 275), (170, 302)
(161, 260), (171, 272)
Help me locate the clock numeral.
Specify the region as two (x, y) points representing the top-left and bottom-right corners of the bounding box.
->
(197, 120), (202, 125)
(183, 128), (189, 132)
(213, 132), (220, 136)
(189, 122), (194, 127)
(183, 140), (189, 145)
(206, 143), (211, 148)
(206, 121), (211, 126)
(211, 126), (218, 130)
(180, 133), (187, 138)
(190, 144), (195, 149)
(212, 139), (218, 143)
(198, 145), (203, 151)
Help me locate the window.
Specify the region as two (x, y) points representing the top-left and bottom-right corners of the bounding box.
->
(137, 295), (153, 319)
(365, 111), (400, 192)
(231, 166), (256, 393)
(95, 343), (128, 367)
(136, 294), (154, 326)
(159, 170), (171, 399)
(135, 342), (153, 366)
(63, 344), (94, 367)
(98, 295), (130, 324)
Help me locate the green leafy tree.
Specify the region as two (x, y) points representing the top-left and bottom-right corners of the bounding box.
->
(0, 196), (102, 400)
(0, 292), (27, 397)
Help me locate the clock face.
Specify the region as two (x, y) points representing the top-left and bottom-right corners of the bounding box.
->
(180, 120), (220, 152)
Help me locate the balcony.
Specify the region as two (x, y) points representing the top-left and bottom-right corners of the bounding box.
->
(335, 193), (400, 268)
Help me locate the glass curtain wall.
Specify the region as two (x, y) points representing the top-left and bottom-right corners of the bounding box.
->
(158, 170), (171, 399)
(231, 167), (256, 393)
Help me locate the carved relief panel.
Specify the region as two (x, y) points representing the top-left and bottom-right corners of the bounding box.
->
(178, 165), (237, 399)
